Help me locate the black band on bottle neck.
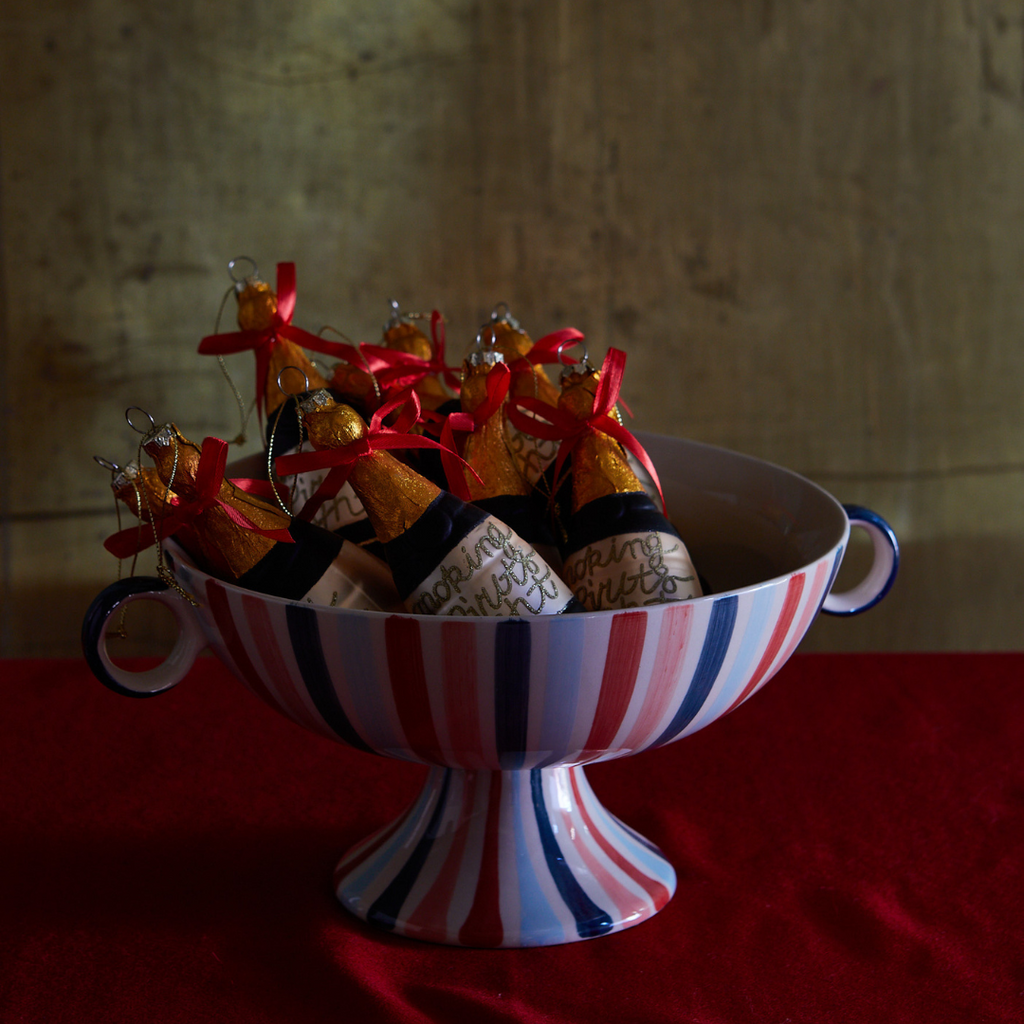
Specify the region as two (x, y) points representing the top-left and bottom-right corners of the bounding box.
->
(385, 492), (488, 600)
(471, 493), (556, 549)
(235, 517), (344, 601)
(564, 491), (679, 556)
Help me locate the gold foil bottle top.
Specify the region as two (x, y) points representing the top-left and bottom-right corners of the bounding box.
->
(330, 362), (379, 413)
(301, 397), (365, 450)
(235, 277), (278, 332)
(233, 274), (329, 417)
(381, 302), (450, 410)
(466, 347), (504, 369)
(486, 307), (531, 358)
(460, 357), (503, 409)
(110, 460), (141, 492)
(299, 399), (440, 545)
(130, 419), (288, 577)
(112, 464), (173, 521)
(460, 360), (529, 501)
(352, 453), (441, 545)
(142, 424), (202, 488)
(558, 370), (642, 509)
(487, 315), (559, 406)
(383, 319), (433, 361)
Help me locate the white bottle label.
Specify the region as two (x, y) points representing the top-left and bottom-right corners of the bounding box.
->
(407, 517), (576, 616)
(507, 428), (559, 484)
(301, 543), (401, 611)
(277, 447), (367, 531)
(562, 531), (702, 610)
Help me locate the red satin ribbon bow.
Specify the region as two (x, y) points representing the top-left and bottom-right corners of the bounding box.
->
(104, 438), (295, 558)
(274, 389), (480, 522)
(198, 263), (364, 419)
(359, 310), (461, 399)
(507, 346), (666, 513)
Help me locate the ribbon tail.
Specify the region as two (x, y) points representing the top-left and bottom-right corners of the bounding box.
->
(597, 416), (667, 515)
(197, 329), (268, 356)
(592, 347), (627, 420)
(439, 418), (474, 502)
(279, 324), (364, 367)
(231, 477), (291, 507)
(194, 438), (229, 505)
(297, 463), (353, 523)
(103, 524), (159, 559)
(275, 263), (297, 322)
(507, 399), (576, 442)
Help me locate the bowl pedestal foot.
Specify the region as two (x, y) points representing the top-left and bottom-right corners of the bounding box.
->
(334, 764), (676, 947)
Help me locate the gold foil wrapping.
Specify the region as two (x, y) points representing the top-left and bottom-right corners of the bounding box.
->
(236, 278), (278, 331)
(142, 423), (290, 579)
(329, 363), (378, 415)
(112, 464), (173, 522)
(112, 464), (206, 563)
(558, 370), (642, 510)
(302, 401), (441, 545)
(235, 277), (329, 418)
(382, 318), (449, 410)
(488, 319), (560, 406)
(460, 361), (529, 501)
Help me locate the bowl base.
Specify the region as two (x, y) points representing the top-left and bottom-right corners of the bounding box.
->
(335, 764), (676, 947)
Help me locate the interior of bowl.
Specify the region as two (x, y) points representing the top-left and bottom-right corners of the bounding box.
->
(638, 432), (848, 597)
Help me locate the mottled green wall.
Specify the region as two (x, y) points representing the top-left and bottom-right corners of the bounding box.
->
(2, 1), (1022, 654)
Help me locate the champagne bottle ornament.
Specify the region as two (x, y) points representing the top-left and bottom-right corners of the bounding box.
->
(486, 304), (561, 407)
(361, 300), (460, 412)
(197, 258), (368, 452)
(269, 367), (377, 548)
(482, 305), (572, 485)
(276, 393), (582, 617)
(513, 348), (702, 611)
(97, 456), (202, 562)
(132, 412), (400, 611)
(455, 337), (560, 567)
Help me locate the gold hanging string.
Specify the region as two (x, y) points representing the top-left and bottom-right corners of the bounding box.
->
(211, 283), (253, 446)
(125, 416), (199, 607)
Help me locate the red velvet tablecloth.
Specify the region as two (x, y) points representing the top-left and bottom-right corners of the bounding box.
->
(2, 653), (1022, 1023)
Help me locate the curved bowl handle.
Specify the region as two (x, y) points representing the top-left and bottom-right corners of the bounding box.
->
(81, 577), (207, 697)
(822, 505), (900, 616)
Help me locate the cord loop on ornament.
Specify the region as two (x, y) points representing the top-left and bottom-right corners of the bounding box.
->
(93, 456), (122, 473)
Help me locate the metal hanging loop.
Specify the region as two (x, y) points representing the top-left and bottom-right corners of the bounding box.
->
(556, 338), (592, 375)
(276, 365), (311, 398)
(125, 407), (157, 435)
(227, 256), (258, 285)
(489, 302), (521, 331)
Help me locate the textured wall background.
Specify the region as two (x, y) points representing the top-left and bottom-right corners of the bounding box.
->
(1, 0), (1022, 656)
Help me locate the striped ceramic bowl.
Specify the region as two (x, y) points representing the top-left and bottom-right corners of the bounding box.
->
(82, 432), (898, 947)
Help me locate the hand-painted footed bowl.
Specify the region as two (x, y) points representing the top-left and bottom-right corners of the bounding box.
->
(82, 433), (898, 947)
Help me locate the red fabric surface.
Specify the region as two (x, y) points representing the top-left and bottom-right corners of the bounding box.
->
(2, 653), (1022, 1023)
